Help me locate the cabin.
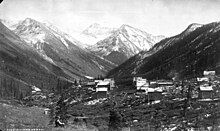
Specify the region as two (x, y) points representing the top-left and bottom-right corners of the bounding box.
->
(84, 81), (96, 91)
(94, 81), (110, 98)
(203, 71), (216, 76)
(104, 78), (115, 90)
(94, 80), (103, 84)
(198, 86), (213, 99)
(203, 70), (216, 80)
(133, 77), (149, 90)
(156, 80), (174, 91)
(31, 86), (41, 94)
(197, 77), (209, 82)
(96, 81), (110, 91)
(147, 88), (163, 101)
(44, 108), (50, 115)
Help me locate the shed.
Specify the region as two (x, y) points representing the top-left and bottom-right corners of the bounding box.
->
(133, 77), (149, 90)
(96, 81), (110, 91)
(147, 88), (163, 101)
(94, 81), (110, 98)
(198, 86), (213, 99)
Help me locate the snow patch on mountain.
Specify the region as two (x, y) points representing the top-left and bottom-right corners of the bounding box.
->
(14, 18), (46, 45)
(60, 37), (69, 48)
(0, 19), (19, 30)
(187, 23), (203, 32)
(73, 23), (117, 47)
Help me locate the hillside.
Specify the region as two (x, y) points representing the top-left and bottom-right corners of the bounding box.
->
(107, 22), (220, 80)
(0, 21), (75, 100)
(12, 18), (116, 79)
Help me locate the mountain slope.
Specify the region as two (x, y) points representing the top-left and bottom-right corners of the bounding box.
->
(88, 24), (165, 65)
(0, 21), (73, 99)
(107, 22), (220, 80)
(13, 18), (116, 79)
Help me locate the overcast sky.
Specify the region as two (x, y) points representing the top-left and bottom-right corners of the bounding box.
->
(1, 0), (220, 36)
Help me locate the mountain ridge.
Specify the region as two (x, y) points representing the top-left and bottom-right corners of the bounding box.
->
(107, 22), (220, 80)
(87, 24), (165, 65)
(7, 18), (116, 79)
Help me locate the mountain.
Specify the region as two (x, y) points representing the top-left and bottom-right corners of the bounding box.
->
(82, 23), (116, 38)
(107, 22), (220, 80)
(0, 21), (73, 99)
(74, 23), (117, 47)
(11, 18), (116, 79)
(0, 19), (19, 30)
(87, 24), (165, 65)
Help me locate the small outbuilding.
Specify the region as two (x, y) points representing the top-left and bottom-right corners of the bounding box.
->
(147, 88), (163, 101)
(198, 86), (213, 99)
(94, 81), (110, 98)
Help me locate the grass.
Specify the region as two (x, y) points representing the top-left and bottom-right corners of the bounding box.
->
(0, 99), (50, 130)
(0, 99), (101, 131)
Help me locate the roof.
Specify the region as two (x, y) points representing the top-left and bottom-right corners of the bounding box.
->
(150, 81), (157, 84)
(197, 77), (209, 82)
(157, 81), (173, 85)
(97, 81), (110, 86)
(203, 71), (215, 76)
(104, 78), (114, 81)
(136, 81), (149, 87)
(147, 88), (163, 92)
(96, 87), (108, 92)
(86, 82), (96, 85)
(133, 77), (147, 82)
(95, 80), (102, 83)
(199, 86), (213, 91)
(31, 86), (41, 92)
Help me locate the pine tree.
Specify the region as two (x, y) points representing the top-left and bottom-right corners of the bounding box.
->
(55, 94), (70, 124)
(108, 109), (122, 131)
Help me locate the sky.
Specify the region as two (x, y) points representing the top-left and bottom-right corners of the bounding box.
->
(0, 0), (220, 36)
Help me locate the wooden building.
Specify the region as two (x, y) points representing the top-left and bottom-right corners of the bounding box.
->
(133, 77), (149, 90)
(94, 81), (110, 98)
(147, 88), (163, 101)
(198, 86), (213, 99)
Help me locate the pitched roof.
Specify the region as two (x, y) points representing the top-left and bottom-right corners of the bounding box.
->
(97, 81), (110, 86)
(96, 87), (108, 92)
(199, 86), (213, 91)
(148, 88), (163, 92)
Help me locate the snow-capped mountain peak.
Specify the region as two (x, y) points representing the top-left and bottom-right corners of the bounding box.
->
(22, 18), (38, 26)
(88, 24), (165, 65)
(14, 18), (46, 44)
(182, 23), (203, 35)
(72, 23), (117, 47)
(0, 19), (20, 30)
(82, 23), (116, 37)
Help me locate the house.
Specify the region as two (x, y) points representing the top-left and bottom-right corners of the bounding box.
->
(31, 86), (41, 94)
(84, 81), (96, 91)
(94, 81), (110, 98)
(96, 81), (110, 91)
(133, 77), (149, 90)
(203, 71), (216, 76)
(197, 77), (209, 82)
(147, 88), (163, 101)
(203, 70), (216, 80)
(104, 78), (115, 90)
(95, 80), (103, 84)
(44, 108), (50, 115)
(156, 80), (174, 91)
(198, 86), (213, 99)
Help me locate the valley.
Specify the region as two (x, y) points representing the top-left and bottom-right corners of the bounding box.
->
(0, 14), (220, 131)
